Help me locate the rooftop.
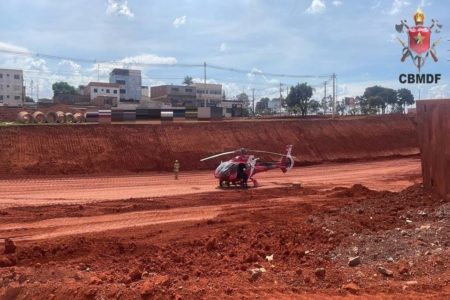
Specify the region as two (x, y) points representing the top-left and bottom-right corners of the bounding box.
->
(86, 82), (121, 88)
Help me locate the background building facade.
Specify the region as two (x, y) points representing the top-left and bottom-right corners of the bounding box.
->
(193, 83), (223, 107)
(151, 85), (197, 107)
(109, 69), (142, 102)
(0, 68), (24, 107)
(84, 82), (120, 107)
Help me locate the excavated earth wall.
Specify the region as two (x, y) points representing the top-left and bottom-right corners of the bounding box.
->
(0, 115), (419, 177)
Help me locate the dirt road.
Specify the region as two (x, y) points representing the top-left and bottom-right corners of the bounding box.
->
(0, 157), (421, 209)
(0, 157), (422, 242)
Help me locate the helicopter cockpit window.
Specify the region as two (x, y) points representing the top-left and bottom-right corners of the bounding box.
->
(216, 161), (237, 175)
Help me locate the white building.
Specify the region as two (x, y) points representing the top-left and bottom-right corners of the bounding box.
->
(222, 100), (244, 118)
(85, 82), (120, 100)
(0, 68), (24, 107)
(192, 83), (223, 107)
(84, 82), (120, 107)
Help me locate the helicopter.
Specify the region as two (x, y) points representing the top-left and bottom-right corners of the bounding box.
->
(200, 145), (295, 188)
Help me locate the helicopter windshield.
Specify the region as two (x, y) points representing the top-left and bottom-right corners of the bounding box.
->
(216, 161), (237, 176)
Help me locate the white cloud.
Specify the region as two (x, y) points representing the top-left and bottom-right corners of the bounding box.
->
(420, 0), (431, 8)
(219, 42), (228, 52)
(427, 84), (448, 99)
(332, 1), (343, 7)
(58, 60), (82, 75)
(89, 54), (177, 76)
(371, 1), (381, 10)
(106, 0), (134, 18)
(387, 0), (410, 15)
(173, 16), (187, 28)
(247, 68), (263, 80)
(305, 0), (326, 14)
(0, 41), (30, 53)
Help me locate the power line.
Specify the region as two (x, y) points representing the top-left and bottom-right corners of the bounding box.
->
(0, 47), (331, 79)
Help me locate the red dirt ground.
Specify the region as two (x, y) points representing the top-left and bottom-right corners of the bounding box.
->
(0, 158), (448, 299)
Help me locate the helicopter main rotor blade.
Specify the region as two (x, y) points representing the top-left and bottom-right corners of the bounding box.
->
(200, 150), (237, 161)
(248, 150), (296, 159)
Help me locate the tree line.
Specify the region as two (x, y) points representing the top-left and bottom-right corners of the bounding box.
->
(250, 83), (415, 116)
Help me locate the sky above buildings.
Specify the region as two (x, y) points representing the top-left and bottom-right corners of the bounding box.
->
(0, 0), (448, 101)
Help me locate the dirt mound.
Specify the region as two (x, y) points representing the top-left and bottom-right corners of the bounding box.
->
(0, 115), (419, 177)
(327, 184), (378, 198)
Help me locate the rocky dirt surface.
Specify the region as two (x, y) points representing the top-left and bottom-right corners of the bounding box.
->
(0, 166), (447, 299)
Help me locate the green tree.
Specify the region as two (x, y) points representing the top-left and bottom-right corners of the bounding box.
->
(363, 86), (397, 114)
(183, 76), (193, 85)
(308, 99), (321, 114)
(77, 85), (86, 95)
(256, 97), (270, 114)
(237, 92), (250, 109)
(285, 83), (314, 116)
(336, 100), (346, 115)
(397, 88), (415, 113)
(52, 82), (76, 97)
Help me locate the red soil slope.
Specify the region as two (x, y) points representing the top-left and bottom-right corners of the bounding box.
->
(0, 115), (419, 177)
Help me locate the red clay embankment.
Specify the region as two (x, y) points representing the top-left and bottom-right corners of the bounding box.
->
(0, 115), (419, 177)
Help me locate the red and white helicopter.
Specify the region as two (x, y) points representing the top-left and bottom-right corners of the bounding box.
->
(200, 145), (295, 188)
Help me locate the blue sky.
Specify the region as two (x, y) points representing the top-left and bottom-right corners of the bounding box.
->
(0, 0), (448, 101)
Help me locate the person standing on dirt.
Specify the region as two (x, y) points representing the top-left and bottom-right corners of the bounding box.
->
(174, 160), (180, 180)
(237, 163), (248, 188)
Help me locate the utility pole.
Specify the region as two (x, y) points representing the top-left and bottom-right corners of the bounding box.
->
(252, 88), (255, 116)
(332, 73), (336, 118)
(21, 77), (25, 107)
(203, 62), (207, 107)
(97, 63), (100, 81)
(36, 83), (39, 102)
(30, 80), (34, 102)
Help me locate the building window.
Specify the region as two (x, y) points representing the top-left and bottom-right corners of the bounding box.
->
(14, 96), (20, 100)
(113, 90), (117, 94)
(93, 88), (98, 92)
(6, 74), (9, 77)
(0, 95), (3, 101)
(6, 95), (9, 99)
(116, 80), (126, 85)
(14, 85), (21, 91)
(185, 88), (193, 92)
(14, 74), (20, 80)
(0, 74), (2, 79)
(0, 84), (2, 90)
(120, 89), (126, 94)
(101, 89), (104, 92)
(106, 89), (110, 93)
(171, 87), (179, 92)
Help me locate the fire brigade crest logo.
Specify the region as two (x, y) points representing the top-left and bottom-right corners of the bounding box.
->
(395, 8), (442, 72)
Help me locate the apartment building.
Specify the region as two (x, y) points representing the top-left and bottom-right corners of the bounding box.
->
(192, 83), (223, 107)
(0, 68), (24, 107)
(109, 68), (142, 102)
(150, 85), (197, 107)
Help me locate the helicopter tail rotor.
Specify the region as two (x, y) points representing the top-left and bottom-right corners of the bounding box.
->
(280, 145), (294, 173)
(247, 155), (258, 179)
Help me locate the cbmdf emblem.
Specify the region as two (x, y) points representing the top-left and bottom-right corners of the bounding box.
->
(395, 8), (442, 72)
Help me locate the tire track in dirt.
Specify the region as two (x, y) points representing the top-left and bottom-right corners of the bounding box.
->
(0, 205), (225, 241)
